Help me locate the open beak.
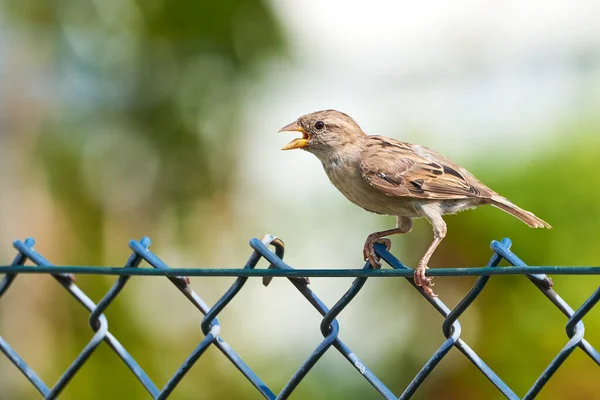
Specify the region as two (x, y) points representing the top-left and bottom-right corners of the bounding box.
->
(279, 121), (310, 150)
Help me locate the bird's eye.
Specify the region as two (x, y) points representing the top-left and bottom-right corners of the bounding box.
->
(314, 121), (325, 130)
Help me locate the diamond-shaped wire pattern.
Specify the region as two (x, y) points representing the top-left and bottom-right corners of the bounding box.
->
(1, 235), (599, 399)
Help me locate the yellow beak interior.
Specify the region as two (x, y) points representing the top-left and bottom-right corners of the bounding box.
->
(279, 121), (310, 150)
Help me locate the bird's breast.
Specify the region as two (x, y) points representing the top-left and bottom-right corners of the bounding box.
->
(322, 161), (417, 217)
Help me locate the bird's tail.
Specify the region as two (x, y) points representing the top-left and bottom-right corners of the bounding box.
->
(490, 196), (551, 229)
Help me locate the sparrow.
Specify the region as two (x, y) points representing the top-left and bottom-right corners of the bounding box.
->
(278, 110), (551, 296)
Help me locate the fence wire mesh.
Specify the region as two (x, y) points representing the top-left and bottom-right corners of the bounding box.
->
(1, 235), (599, 399)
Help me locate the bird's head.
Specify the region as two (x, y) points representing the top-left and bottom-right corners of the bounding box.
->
(279, 110), (366, 158)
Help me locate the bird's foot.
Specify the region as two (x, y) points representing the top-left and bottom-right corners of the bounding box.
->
(363, 236), (392, 269)
(414, 263), (436, 297)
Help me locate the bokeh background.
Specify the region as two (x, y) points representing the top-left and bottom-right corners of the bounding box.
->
(1, 1), (600, 399)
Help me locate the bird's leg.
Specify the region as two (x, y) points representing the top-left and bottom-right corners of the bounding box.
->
(363, 216), (413, 269)
(414, 204), (447, 297)
(415, 235), (445, 296)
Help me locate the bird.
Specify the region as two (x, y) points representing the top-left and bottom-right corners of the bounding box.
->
(278, 109), (551, 296)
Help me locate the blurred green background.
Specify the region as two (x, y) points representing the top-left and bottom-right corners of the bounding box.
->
(1, 1), (599, 399)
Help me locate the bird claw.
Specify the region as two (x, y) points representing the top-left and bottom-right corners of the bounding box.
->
(379, 238), (392, 251)
(363, 237), (391, 269)
(367, 254), (382, 269)
(414, 264), (437, 297)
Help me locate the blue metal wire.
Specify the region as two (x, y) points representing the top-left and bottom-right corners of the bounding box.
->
(1, 265), (600, 277)
(1, 235), (599, 399)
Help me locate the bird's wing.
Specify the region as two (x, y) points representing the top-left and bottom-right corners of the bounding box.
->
(359, 136), (492, 200)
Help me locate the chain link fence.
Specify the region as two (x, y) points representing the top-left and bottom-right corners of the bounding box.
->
(1, 235), (599, 399)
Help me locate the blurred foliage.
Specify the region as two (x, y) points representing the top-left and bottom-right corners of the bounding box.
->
(3, 0), (284, 255)
(1, 0), (284, 399)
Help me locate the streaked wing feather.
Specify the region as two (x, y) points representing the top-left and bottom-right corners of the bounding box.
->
(360, 136), (488, 200)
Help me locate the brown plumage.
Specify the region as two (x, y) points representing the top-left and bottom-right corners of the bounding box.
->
(279, 110), (550, 296)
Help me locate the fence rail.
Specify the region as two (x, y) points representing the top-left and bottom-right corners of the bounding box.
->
(1, 235), (599, 399)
